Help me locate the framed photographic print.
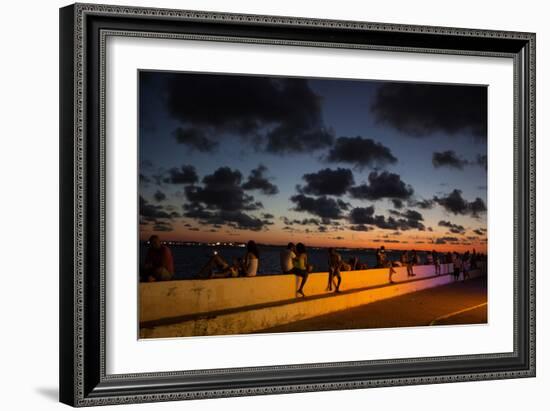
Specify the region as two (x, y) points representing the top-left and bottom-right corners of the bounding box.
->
(59, 3), (536, 407)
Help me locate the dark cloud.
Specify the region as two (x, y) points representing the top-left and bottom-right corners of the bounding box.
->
(326, 136), (397, 169)
(411, 198), (435, 210)
(181, 167), (272, 231)
(282, 217), (321, 226)
(182, 203), (270, 231)
(477, 154), (487, 171)
(438, 220), (466, 235)
(153, 221), (173, 232)
(371, 82), (487, 139)
(432, 150), (469, 169)
(349, 206), (425, 231)
(473, 228), (485, 236)
(299, 168), (355, 196)
(140, 196), (179, 226)
(349, 171), (414, 201)
(242, 165), (279, 195)
(172, 127), (219, 152)
(290, 194), (348, 220)
(154, 190), (166, 202)
(435, 236), (460, 244)
(349, 224), (372, 232)
(140, 173), (150, 183)
(163, 165), (199, 185)
(185, 167), (261, 212)
(469, 198), (487, 217)
(349, 206), (375, 224)
(392, 199), (404, 209)
(160, 72), (334, 154)
(433, 189), (487, 217)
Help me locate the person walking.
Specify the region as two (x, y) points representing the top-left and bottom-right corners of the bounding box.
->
(327, 248), (342, 293)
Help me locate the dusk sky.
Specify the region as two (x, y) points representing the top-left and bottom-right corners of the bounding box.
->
(139, 71), (488, 252)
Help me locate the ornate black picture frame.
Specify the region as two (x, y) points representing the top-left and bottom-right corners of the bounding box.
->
(59, 3), (535, 407)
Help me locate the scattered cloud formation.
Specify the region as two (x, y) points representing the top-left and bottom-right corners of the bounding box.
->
(349, 171), (414, 201)
(140, 195), (180, 225)
(281, 217), (321, 226)
(172, 126), (219, 152)
(410, 198), (435, 209)
(477, 154), (488, 171)
(290, 194), (349, 220)
(392, 199), (404, 209)
(349, 206), (425, 231)
(299, 168), (355, 196)
(432, 150), (469, 169)
(181, 167), (273, 231)
(163, 165), (199, 185)
(185, 167), (261, 212)
(434, 189), (487, 217)
(154, 190), (166, 202)
(153, 221), (173, 232)
(438, 220), (466, 235)
(242, 165), (279, 195)
(435, 236), (460, 244)
(326, 136), (397, 169)
(371, 82), (487, 138)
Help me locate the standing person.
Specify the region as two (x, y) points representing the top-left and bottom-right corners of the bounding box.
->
(142, 235), (174, 282)
(413, 249), (421, 265)
(243, 240), (259, 277)
(426, 250), (434, 265)
(462, 251), (471, 281)
(378, 245), (396, 283)
(406, 250), (415, 277)
(327, 248), (342, 292)
(452, 252), (462, 281)
(292, 243), (310, 297)
(432, 250), (441, 275)
(280, 243), (296, 274)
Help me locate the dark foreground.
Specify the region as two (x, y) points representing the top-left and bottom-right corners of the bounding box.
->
(258, 277), (487, 333)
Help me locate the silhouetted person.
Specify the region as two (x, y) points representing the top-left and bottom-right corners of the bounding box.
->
(292, 242), (310, 297)
(327, 248), (342, 293)
(377, 246), (396, 283)
(405, 250), (415, 277)
(452, 252), (462, 281)
(143, 235), (174, 282)
(432, 250), (441, 275)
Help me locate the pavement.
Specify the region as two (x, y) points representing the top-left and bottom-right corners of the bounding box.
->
(258, 276), (487, 333)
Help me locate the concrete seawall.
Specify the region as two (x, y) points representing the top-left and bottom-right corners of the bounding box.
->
(139, 263), (484, 330)
(140, 264), (454, 323)
(140, 269), (486, 338)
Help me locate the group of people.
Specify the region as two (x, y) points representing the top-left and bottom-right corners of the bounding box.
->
(141, 235), (485, 294)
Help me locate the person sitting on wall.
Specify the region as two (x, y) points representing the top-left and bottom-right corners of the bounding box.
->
(196, 250), (233, 278)
(142, 235), (174, 282)
(197, 240), (259, 278)
(326, 248), (342, 293)
(243, 240), (260, 277)
(208, 257), (242, 278)
(280, 242), (296, 274)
